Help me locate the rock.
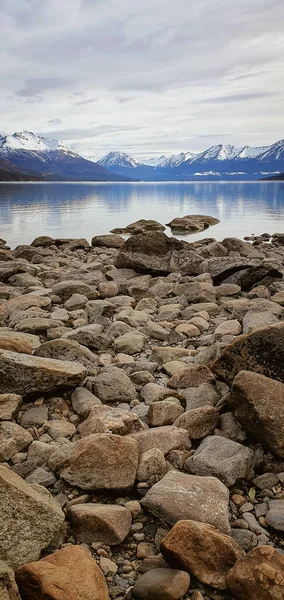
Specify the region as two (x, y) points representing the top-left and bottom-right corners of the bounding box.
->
(0, 394), (22, 421)
(62, 324), (109, 351)
(52, 280), (98, 300)
(31, 235), (54, 247)
(0, 350), (87, 396)
(242, 310), (279, 334)
(0, 331), (40, 352)
(152, 347), (192, 365)
(71, 387), (102, 418)
(25, 468), (57, 487)
(200, 257), (260, 285)
(92, 234), (124, 248)
(115, 232), (184, 274)
(92, 367), (137, 403)
(132, 568), (190, 600)
(212, 323), (284, 383)
(185, 435), (253, 487)
(0, 295), (51, 324)
(231, 529), (258, 552)
(0, 422), (33, 461)
(0, 560), (21, 600)
(112, 218), (166, 235)
(68, 503), (132, 544)
(148, 401), (184, 426)
(15, 546), (110, 600)
(265, 500), (284, 531)
(46, 420), (76, 440)
(114, 332), (147, 355)
(78, 404), (145, 436)
(64, 293), (88, 310)
(128, 426), (191, 455)
(253, 473), (279, 490)
(141, 471), (230, 533)
(168, 365), (215, 389)
(34, 339), (98, 371)
(226, 545), (284, 600)
(160, 520), (243, 589)
(174, 406), (219, 439)
(223, 265), (283, 291)
(20, 406), (48, 428)
(0, 465), (64, 568)
(184, 383), (220, 410)
(50, 433), (139, 491)
(166, 214), (219, 233)
(215, 319), (242, 336)
(136, 448), (167, 482)
(14, 318), (64, 334)
(230, 371), (284, 457)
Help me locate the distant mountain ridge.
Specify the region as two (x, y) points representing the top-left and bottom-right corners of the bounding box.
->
(0, 131), (131, 182)
(93, 140), (284, 181)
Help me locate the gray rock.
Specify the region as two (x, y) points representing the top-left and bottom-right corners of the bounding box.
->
(92, 367), (137, 403)
(20, 406), (48, 428)
(185, 436), (253, 487)
(266, 500), (284, 531)
(231, 529), (258, 552)
(0, 465), (64, 568)
(34, 339), (99, 371)
(242, 310), (279, 334)
(132, 568), (190, 600)
(71, 387), (102, 419)
(141, 471), (230, 534)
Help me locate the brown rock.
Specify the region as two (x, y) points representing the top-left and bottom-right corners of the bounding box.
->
(128, 426), (191, 455)
(15, 546), (110, 600)
(160, 520), (243, 589)
(0, 394), (22, 421)
(0, 295), (51, 324)
(230, 370), (284, 457)
(79, 404), (145, 436)
(226, 545), (284, 600)
(212, 323), (284, 383)
(168, 365), (215, 389)
(148, 401), (184, 427)
(51, 433), (139, 491)
(69, 503), (132, 545)
(0, 422), (32, 461)
(174, 406), (219, 439)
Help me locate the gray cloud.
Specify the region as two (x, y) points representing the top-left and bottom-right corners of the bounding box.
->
(0, 0), (283, 157)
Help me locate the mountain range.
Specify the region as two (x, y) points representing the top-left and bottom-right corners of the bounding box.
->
(93, 141), (284, 181)
(0, 131), (129, 182)
(0, 131), (284, 182)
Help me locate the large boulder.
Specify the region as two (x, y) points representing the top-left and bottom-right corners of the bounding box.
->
(0, 350), (87, 395)
(49, 433), (139, 491)
(115, 232), (184, 274)
(200, 257), (260, 285)
(15, 546), (110, 600)
(211, 323), (284, 383)
(68, 503), (132, 545)
(185, 436), (253, 487)
(160, 520), (243, 589)
(141, 471), (230, 534)
(226, 546), (284, 600)
(0, 466), (64, 569)
(230, 370), (284, 457)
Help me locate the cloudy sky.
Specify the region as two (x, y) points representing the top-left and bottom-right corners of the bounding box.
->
(1, 0), (284, 160)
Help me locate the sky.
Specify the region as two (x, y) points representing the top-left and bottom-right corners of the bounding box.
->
(1, 0), (284, 160)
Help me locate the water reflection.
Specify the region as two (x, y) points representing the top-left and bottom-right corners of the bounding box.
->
(0, 181), (283, 247)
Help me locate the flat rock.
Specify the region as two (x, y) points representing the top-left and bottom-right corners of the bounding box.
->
(141, 471), (230, 534)
(69, 503), (132, 545)
(78, 404), (145, 436)
(15, 546), (110, 600)
(226, 545), (284, 600)
(185, 435), (253, 487)
(212, 323), (284, 383)
(50, 433), (139, 491)
(0, 295), (51, 324)
(34, 339), (98, 371)
(161, 520), (243, 589)
(132, 567), (190, 600)
(0, 350), (87, 396)
(230, 370), (284, 457)
(0, 465), (64, 568)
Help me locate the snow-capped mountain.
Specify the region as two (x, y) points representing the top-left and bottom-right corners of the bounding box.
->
(96, 151), (143, 169)
(0, 131), (130, 182)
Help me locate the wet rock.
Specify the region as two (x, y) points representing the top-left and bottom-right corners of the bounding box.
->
(212, 323), (284, 383)
(0, 465), (64, 568)
(185, 435), (253, 487)
(230, 370), (284, 457)
(0, 350), (87, 395)
(15, 546), (110, 600)
(226, 545), (284, 600)
(69, 503), (132, 544)
(141, 471), (230, 533)
(132, 567), (190, 600)
(160, 519), (243, 589)
(50, 433), (139, 491)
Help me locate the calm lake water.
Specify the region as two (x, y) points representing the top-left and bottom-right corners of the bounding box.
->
(0, 181), (284, 248)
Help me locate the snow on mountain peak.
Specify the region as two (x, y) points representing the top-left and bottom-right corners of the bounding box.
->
(97, 151), (142, 168)
(0, 131), (78, 157)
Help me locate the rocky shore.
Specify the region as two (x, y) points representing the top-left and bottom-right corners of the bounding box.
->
(1, 219), (284, 600)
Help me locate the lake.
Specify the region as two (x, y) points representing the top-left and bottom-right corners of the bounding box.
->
(0, 181), (284, 248)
